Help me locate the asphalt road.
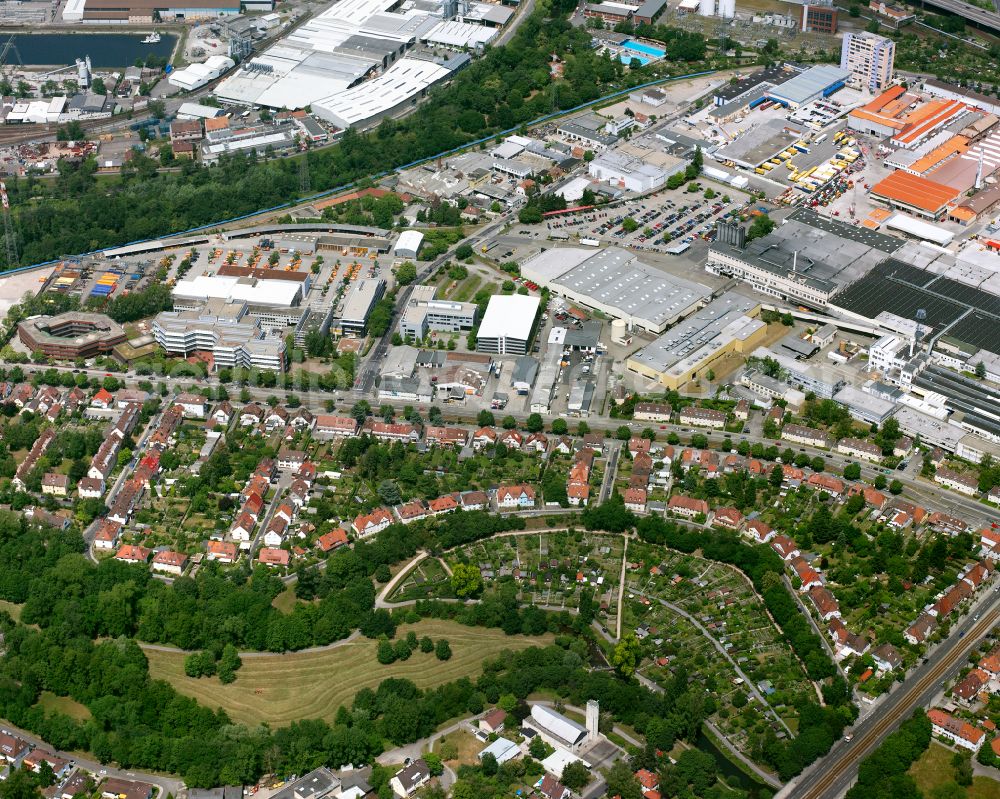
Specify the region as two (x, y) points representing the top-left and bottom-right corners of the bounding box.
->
(781, 587), (1000, 799)
(0, 719), (184, 798)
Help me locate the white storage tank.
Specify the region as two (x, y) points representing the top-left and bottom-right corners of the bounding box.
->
(719, 0), (735, 17)
(698, 0), (715, 16)
(611, 318), (629, 344)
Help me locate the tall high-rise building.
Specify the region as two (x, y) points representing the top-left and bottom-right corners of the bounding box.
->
(840, 32), (895, 92)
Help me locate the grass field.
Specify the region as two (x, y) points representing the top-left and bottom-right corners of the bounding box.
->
(908, 741), (1000, 799)
(144, 620), (553, 726)
(271, 586), (299, 614)
(0, 600), (23, 622)
(36, 691), (92, 721)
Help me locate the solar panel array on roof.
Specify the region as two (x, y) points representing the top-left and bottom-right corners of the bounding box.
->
(830, 259), (1000, 349)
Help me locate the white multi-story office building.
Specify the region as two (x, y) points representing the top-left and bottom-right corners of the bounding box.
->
(840, 32), (895, 92)
(153, 300), (286, 372)
(399, 285), (478, 340)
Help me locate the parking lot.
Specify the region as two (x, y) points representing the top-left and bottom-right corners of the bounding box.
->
(543, 188), (745, 255)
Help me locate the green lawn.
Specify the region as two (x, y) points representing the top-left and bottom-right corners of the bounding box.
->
(35, 691), (92, 721)
(908, 741), (1000, 799)
(144, 619), (552, 726)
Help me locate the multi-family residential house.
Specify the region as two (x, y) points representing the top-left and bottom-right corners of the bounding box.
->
(928, 709), (985, 751)
(667, 494), (708, 518)
(836, 437), (883, 462)
(353, 508), (393, 537)
(314, 414), (359, 439)
(496, 484), (536, 509)
(678, 406), (726, 429)
(935, 466), (980, 497)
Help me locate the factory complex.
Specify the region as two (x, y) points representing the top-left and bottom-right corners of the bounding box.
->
(214, 0), (511, 127)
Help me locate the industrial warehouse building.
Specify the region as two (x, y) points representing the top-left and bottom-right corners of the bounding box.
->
(172, 274), (304, 310)
(626, 295), (766, 390)
(706, 209), (901, 309)
(476, 295), (540, 356)
(63, 0), (239, 22)
(169, 56), (236, 92)
(521, 246), (712, 334)
(18, 312), (126, 359)
(214, 0), (488, 128)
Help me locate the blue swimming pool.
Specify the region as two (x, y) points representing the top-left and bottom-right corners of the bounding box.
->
(620, 53), (651, 65)
(622, 39), (666, 58)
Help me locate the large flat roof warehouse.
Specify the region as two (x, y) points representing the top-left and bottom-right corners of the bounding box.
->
(421, 20), (498, 48)
(765, 64), (851, 107)
(712, 208), (900, 300)
(715, 118), (803, 170)
(627, 295), (764, 388)
(214, 0), (461, 111)
(520, 246), (712, 333)
(313, 58), (452, 128)
(477, 294), (540, 343)
(173, 275), (302, 308)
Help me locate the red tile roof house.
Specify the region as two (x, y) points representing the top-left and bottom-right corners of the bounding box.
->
(424, 426), (468, 448)
(0, 732), (30, 765)
(809, 586), (841, 620)
(395, 500), (428, 524)
(567, 481), (591, 506)
(904, 613), (937, 645)
(525, 432), (549, 453)
(496, 484), (536, 509)
(713, 506), (743, 530)
(537, 775), (571, 799)
(635, 768), (659, 794)
(93, 519), (122, 551)
(472, 427), (497, 449)
(206, 540), (238, 564)
(928, 709), (986, 751)
(743, 518), (775, 543)
(628, 437), (651, 456)
(115, 545), (151, 564)
(847, 484), (888, 509)
(353, 507), (393, 538)
(961, 560), (993, 590)
(479, 708), (507, 734)
(770, 535), (800, 561)
(791, 557), (823, 591)
(500, 430), (523, 448)
(428, 495), (459, 515)
(230, 511), (256, 544)
(258, 547), (291, 568)
(99, 779), (152, 799)
(316, 528), (350, 552)
(931, 581), (972, 618)
(807, 473), (845, 497)
(151, 550), (189, 576)
(624, 487), (647, 513)
(361, 419), (420, 442)
(667, 494), (709, 518)
(952, 668), (989, 705)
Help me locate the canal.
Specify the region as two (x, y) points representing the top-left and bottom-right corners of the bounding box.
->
(4, 33), (177, 68)
(696, 727), (773, 797)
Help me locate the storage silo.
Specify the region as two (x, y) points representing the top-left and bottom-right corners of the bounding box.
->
(719, 0), (735, 18)
(698, 0), (715, 16)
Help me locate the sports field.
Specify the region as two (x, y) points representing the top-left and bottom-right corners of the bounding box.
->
(144, 619), (552, 726)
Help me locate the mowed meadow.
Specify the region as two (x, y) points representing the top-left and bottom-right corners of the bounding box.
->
(143, 619), (553, 726)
